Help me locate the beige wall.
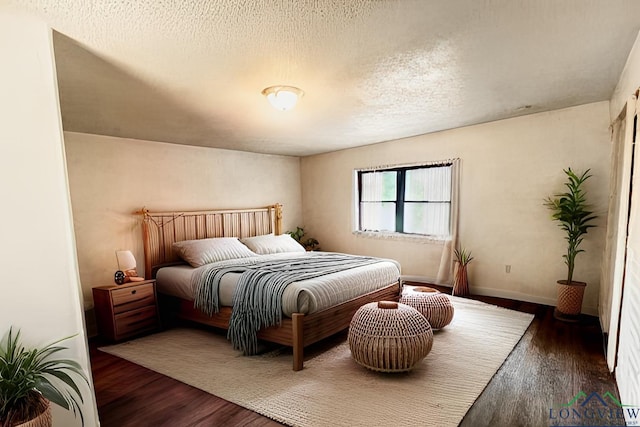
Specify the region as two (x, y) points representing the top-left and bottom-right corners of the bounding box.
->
(0, 10), (98, 427)
(64, 132), (302, 308)
(301, 102), (611, 315)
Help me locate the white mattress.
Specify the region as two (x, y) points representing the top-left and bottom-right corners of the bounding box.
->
(155, 252), (400, 316)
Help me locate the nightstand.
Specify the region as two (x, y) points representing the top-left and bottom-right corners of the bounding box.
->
(92, 279), (159, 341)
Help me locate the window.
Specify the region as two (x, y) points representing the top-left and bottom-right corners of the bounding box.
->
(356, 162), (453, 237)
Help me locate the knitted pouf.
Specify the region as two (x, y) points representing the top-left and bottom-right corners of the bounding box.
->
(400, 287), (455, 329)
(348, 301), (433, 372)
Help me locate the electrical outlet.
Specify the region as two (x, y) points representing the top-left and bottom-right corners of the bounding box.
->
(505, 265), (511, 273)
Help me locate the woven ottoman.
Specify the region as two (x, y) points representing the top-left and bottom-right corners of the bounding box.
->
(400, 287), (454, 329)
(348, 301), (433, 372)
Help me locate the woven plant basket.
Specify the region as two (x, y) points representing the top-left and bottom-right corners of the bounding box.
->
(348, 301), (433, 372)
(452, 262), (470, 296)
(16, 399), (52, 427)
(400, 289), (454, 329)
(555, 280), (586, 319)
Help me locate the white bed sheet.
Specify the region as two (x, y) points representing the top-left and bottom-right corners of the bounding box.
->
(155, 252), (401, 316)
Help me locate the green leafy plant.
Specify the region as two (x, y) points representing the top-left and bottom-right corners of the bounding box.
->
(286, 226), (320, 251)
(454, 248), (474, 266)
(544, 168), (597, 284)
(0, 327), (88, 426)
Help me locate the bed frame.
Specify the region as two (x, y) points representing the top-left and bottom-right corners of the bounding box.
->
(140, 204), (401, 371)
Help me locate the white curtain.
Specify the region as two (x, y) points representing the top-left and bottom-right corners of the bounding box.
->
(602, 91), (638, 373)
(599, 111), (627, 335)
(357, 158), (460, 285)
(405, 167), (452, 236)
(436, 158), (460, 284)
(615, 92), (640, 411)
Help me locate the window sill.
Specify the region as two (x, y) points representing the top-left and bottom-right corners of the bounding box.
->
(352, 230), (449, 244)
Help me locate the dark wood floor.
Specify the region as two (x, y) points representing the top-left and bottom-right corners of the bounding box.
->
(90, 287), (621, 427)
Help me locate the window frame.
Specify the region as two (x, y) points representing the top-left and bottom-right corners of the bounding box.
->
(356, 162), (454, 238)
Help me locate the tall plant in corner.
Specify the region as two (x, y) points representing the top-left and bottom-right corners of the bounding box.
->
(544, 168), (597, 321)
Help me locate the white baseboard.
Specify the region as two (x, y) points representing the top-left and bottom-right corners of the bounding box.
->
(399, 275), (598, 317)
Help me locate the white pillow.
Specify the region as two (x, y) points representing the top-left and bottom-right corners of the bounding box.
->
(172, 237), (257, 267)
(240, 233), (306, 255)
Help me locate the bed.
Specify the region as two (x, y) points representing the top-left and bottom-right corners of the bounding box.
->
(140, 204), (401, 370)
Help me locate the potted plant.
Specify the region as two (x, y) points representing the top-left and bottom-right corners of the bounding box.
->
(286, 226), (320, 251)
(0, 327), (88, 427)
(544, 168), (597, 321)
(452, 248), (474, 296)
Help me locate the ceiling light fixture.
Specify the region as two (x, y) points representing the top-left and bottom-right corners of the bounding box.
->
(262, 85), (304, 111)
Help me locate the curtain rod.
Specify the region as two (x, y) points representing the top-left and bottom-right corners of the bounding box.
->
(356, 158), (459, 172)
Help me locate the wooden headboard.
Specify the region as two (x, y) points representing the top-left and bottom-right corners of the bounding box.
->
(140, 204), (283, 279)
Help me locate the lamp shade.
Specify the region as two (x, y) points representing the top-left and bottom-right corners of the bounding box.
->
(115, 250), (136, 272)
(262, 85), (304, 111)
(115, 250), (145, 281)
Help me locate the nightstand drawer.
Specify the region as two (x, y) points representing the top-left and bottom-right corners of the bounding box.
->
(112, 283), (155, 314)
(115, 306), (158, 337)
(93, 279), (159, 341)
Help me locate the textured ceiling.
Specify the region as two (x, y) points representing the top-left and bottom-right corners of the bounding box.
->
(7, 1), (640, 156)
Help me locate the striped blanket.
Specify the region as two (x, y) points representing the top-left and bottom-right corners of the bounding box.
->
(192, 253), (385, 355)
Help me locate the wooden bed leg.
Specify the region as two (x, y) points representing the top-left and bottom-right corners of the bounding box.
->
(292, 313), (304, 371)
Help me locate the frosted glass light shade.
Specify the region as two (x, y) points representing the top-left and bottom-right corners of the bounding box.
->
(115, 250), (136, 271)
(262, 85), (304, 111)
(115, 250), (145, 280)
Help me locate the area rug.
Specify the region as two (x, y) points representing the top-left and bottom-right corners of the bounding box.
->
(100, 296), (534, 427)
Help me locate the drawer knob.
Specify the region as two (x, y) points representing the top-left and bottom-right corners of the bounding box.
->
(131, 290), (137, 295)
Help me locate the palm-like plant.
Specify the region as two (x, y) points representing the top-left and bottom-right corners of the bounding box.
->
(454, 248), (474, 266)
(0, 327), (88, 426)
(544, 168), (597, 284)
